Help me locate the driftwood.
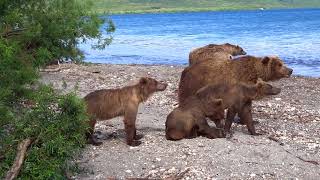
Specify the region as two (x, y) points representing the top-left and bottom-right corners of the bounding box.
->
(5, 138), (32, 180)
(39, 61), (61, 72)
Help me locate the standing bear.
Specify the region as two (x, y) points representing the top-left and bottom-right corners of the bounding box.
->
(84, 77), (167, 146)
(189, 43), (246, 65)
(195, 79), (281, 135)
(165, 93), (225, 141)
(178, 55), (293, 133)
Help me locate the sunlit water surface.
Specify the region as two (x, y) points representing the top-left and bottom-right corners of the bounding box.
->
(80, 9), (320, 77)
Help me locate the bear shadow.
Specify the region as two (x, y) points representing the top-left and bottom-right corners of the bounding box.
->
(94, 127), (165, 141)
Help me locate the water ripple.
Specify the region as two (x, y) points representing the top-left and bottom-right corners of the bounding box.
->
(79, 9), (320, 77)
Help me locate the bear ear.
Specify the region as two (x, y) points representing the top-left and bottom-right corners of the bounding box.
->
(214, 99), (223, 106)
(262, 56), (270, 64)
(139, 77), (148, 85)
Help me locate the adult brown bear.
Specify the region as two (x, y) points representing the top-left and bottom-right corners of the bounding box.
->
(178, 55), (293, 133)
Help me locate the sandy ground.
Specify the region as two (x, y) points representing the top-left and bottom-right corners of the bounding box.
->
(40, 63), (320, 179)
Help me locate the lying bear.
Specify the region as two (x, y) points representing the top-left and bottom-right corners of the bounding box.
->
(165, 93), (225, 141)
(84, 77), (167, 146)
(196, 79), (281, 135)
(189, 43), (246, 65)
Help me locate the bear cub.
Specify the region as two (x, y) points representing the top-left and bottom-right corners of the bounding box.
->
(196, 78), (281, 135)
(84, 77), (167, 146)
(165, 92), (225, 141)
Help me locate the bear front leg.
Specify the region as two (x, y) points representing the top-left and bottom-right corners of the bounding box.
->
(208, 115), (223, 128)
(124, 104), (141, 146)
(224, 107), (237, 133)
(187, 125), (199, 139)
(86, 119), (102, 146)
(134, 129), (144, 140)
(239, 101), (262, 135)
(197, 118), (225, 139)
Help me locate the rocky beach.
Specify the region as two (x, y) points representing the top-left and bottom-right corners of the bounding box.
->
(40, 63), (320, 179)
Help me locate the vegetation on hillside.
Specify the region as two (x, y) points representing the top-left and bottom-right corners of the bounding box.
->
(0, 0), (114, 179)
(91, 0), (320, 14)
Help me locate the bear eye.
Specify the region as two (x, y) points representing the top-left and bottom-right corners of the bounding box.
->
(278, 64), (282, 67)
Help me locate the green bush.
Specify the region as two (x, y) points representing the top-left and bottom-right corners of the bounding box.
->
(0, 86), (89, 179)
(0, 0), (114, 178)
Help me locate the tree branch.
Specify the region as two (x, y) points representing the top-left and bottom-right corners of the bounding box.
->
(5, 138), (32, 180)
(1, 28), (26, 38)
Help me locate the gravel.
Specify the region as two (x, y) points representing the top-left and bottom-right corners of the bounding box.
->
(40, 63), (320, 179)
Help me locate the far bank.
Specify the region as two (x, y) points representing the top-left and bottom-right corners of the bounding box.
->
(89, 0), (320, 15)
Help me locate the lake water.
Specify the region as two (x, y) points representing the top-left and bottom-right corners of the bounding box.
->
(80, 8), (320, 77)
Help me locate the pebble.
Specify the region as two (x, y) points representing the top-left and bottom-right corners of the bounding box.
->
(125, 170), (132, 173)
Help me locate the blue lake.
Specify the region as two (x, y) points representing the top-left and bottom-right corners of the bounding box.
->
(80, 8), (320, 77)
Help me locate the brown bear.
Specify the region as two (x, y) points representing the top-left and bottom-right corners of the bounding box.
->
(165, 94), (225, 141)
(179, 55), (292, 103)
(196, 79), (281, 135)
(178, 55), (292, 132)
(84, 77), (167, 146)
(189, 43), (246, 65)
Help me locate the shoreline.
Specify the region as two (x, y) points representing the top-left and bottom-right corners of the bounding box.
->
(41, 63), (320, 179)
(81, 62), (320, 79)
(96, 7), (320, 15)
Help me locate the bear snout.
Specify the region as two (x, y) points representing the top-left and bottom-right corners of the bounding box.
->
(283, 67), (293, 78)
(157, 82), (168, 91)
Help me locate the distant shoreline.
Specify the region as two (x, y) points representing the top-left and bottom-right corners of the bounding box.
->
(53, 62), (320, 78)
(95, 7), (320, 15)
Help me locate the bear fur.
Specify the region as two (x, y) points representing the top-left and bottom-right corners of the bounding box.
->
(179, 55), (293, 104)
(165, 94), (225, 141)
(84, 77), (167, 146)
(189, 43), (246, 65)
(196, 79), (281, 135)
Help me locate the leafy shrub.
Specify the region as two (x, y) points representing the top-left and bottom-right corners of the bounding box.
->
(0, 0), (114, 178)
(0, 86), (89, 179)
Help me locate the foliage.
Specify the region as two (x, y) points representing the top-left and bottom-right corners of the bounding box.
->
(0, 87), (89, 179)
(0, 0), (113, 179)
(0, 0), (115, 64)
(90, 0), (320, 14)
